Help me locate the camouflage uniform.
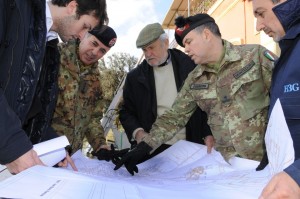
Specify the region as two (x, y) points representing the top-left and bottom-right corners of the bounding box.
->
(145, 40), (274, 161)
(51, 39), (108, 153)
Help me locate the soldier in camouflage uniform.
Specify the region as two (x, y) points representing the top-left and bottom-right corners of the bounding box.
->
(114, 13), (277, 175)
(51, 25), (117, 154)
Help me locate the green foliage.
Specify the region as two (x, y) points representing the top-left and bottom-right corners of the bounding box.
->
(99, 52), (138, 72)
(98, 52), (138, 113)
(192, 0), (218, 14)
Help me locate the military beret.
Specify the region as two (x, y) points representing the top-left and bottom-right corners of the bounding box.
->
(174, 13), (215, 47)
(89, 25), (117, 48)
(136, 23), (165, 48)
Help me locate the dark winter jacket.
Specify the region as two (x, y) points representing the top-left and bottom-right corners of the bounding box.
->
(23, 38), (60, 144)
(270, 0), (300, 185)
(0, 0), (46, 164)
(119, 48), (212, 145)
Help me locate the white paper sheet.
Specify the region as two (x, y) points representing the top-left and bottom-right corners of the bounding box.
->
(264, 99), (294, 174)
(33, 136), (69, 166)
(0, 165), (141, 199)
(0, 136), (69, 175)
(0, 99), (294, 199)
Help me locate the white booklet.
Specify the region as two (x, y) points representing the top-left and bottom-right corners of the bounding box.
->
(33, 135), (69, 166)
(0, 136), (69, 171)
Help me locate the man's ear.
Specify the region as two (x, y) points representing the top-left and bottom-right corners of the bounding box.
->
(203, 28), (211, 41)
(66, 0), (77, 15)
(164, 38), (169, 47)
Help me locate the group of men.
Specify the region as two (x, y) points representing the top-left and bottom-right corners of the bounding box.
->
(115, 0), (300, 198)
(0, 0), (299, 198)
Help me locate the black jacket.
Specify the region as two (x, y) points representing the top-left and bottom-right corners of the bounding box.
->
(24, 38), (60, 144)
(0, 0), (46, 164)
(119, 48), (212, 145)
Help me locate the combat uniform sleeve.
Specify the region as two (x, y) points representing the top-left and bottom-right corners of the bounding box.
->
(0, 90), (33, 164)
(284, 159), (300, 186)
(258, 45), (277, 90)
(84, 92), (108, 151)
(145, 75), (198, 151)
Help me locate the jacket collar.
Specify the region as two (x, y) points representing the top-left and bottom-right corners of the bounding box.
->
(273, 0), (300, 39)
(192, 40), (241, 78)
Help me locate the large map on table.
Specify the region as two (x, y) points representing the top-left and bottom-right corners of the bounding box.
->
(0, 99), (294, 199)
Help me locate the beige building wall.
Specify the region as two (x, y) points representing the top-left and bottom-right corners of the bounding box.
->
(163, 0), (279, 55)
(206, 0), (279, 55)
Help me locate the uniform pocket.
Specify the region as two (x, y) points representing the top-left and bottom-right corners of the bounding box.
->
(231, 68), (269, 120)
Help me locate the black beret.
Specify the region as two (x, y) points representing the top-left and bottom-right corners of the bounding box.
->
(174, 13), (215, 47)
(89, 25), (117, 48)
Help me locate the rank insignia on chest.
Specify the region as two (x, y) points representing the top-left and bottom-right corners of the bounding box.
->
(190, 83), (209, 90)
(219, 87), (231, 105)
(233, 61), (255, 79)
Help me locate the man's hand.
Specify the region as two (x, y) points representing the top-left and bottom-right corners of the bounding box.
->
(259, 171), (300, 199)
(113, 141), (152, 175)
(5, 149), (44, 174)
(57, 152), (78, 171)
(135, 129), (148, 144)
(204, 135), (215, 153)
(92, 144), (130, 162)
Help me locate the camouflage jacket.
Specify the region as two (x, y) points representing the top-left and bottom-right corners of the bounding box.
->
(146, 40), (275, 161)
(51, 40), (107, 153)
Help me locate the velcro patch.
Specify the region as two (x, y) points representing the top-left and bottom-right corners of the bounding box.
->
(233, 61), (255, 79)
(190, 83), (209, 90)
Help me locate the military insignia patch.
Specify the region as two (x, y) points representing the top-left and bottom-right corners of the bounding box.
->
(190, 83), (209, 90)
(233, 61), (255, 79)
(263, 50), (276, 61)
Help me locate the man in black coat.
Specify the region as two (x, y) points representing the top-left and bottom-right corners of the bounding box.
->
(119, 23), (212, 160)
(0, 0), (47, 175)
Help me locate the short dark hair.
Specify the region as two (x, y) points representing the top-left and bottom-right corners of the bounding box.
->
(51, 0), (109, 26)
(194, 22), (222, 38)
